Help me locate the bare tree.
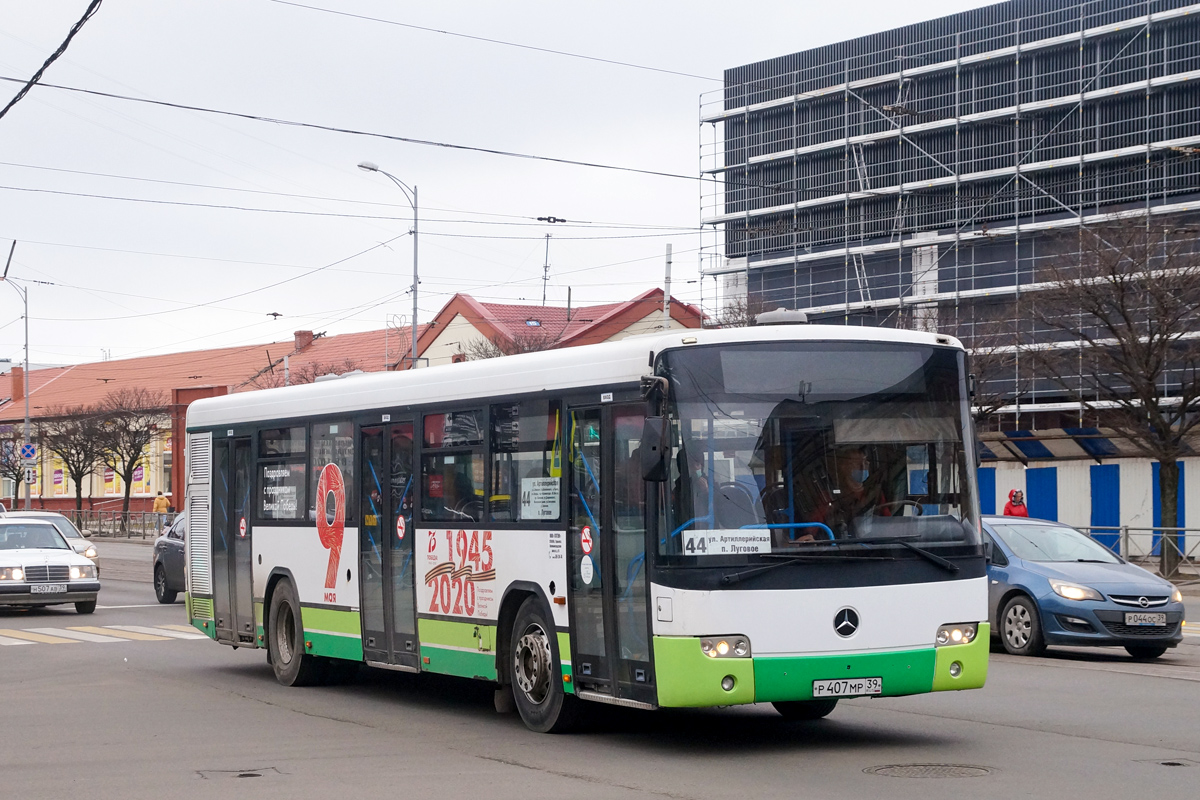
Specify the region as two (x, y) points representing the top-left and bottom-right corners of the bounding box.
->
(97, 388), (168, 520)
(0, 426), (25, 508)
(245, 359), (362, 389)
(1030, 222), (1200, 575)
(457, 330), (563, 361)
(40, 405), (105, 511)
(711, 295), (766, 328)
(947, 303), (1032, 426)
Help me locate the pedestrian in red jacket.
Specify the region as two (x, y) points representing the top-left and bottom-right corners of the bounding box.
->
(1003, 488), (1029, 517)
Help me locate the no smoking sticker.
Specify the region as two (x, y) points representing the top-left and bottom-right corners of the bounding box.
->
(238, 518), (247, 537)
(581, 527), (593, 555)
(396, 515), (406, 540)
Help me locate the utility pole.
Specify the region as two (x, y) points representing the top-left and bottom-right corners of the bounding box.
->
(542, 234), (551, 306)
(663, 244), (673, 330)
(2, 241), (31, 508)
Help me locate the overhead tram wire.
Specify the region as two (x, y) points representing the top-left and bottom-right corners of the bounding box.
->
(30, 233), (409, 323)
(0, 161), (695, 227)
(264, 0), (720, 83)
(0, 75), (775, 192)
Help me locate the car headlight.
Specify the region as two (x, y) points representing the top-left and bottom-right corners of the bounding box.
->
(1172, 588), (1183, 604)
(84, 546), (98, 559)
(69, 565), (97, 580)
(0, 567), (23, 581)
(936, 623), (978, 646)
(1049, 579), (1104, 602)
(700, 636), (751, 658)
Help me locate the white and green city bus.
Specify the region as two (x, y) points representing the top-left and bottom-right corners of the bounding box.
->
(183, 322), (988, 732)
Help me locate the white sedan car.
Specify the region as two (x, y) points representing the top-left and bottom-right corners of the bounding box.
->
(0, 520), (100, 614)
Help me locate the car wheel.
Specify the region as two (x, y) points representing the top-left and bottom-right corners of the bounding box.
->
(1125, 645), (1168, 660)
(1000, 595), (1045, 656)
(267, 580), (323, 686)
(154, 564), (177, 604)
(773, 698), (839, 720)
(75, 600), (97, 614)
(510, 596), (578, 733)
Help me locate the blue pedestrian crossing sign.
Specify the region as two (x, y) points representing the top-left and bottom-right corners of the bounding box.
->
(20, 443), (36, 460)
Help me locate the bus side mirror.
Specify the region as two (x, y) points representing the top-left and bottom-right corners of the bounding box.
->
(641, 417), (669, 482)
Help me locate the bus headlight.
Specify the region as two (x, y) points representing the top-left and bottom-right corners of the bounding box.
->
(701, 636), (751, 658)
(935, 623), (977, 646)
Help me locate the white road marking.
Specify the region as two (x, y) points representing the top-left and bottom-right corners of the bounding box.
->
(0, 634), (34, 646)
(106, 625), (206, 640)
(25, 627), (127, 643)
(96, 604), (165, 609)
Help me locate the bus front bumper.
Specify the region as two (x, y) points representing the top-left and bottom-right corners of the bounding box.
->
(653, 624), (989, 708)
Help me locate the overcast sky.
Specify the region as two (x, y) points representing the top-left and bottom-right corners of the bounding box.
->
(0, 0), (992, 366)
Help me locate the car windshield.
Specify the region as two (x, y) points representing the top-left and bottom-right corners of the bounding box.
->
(52, 516), (84, 539)
(0, 524), (70, 550)
(657, 342), (980, 561)
(990, 523), (1119, 563)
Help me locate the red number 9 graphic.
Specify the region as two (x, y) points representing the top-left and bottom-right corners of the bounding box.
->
(316, 463), (346, 589)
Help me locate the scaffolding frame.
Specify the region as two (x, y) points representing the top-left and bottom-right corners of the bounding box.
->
(699, 0), (1200, 373)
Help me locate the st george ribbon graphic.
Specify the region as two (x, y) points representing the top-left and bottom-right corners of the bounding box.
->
(316, 463), (346, 590)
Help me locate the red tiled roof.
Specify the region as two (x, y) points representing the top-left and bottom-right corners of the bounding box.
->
(416, 288), (703, 355)
(0, 325), (428, 423)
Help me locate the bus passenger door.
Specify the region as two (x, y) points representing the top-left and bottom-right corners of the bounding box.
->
(212, 437), (255, 644)
(567, 405), (653, 704)
(360, 422), (418, 669)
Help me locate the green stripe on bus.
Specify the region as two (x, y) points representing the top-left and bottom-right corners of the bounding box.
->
(300, 606), (361, 636)
(932, 623), (990, 691)
(188, 594), (214, 620)
(653, 636), (755, 707)
(418, 618), (495, 652)
(557, 631), (574, 695)
(752, 648), (937, 702)
(420, 644), (497, 681)
(306, 630), (363, 661)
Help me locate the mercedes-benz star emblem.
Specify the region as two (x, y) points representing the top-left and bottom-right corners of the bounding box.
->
(834, 607), (859, 637)
(1139, 596), (1150, 608)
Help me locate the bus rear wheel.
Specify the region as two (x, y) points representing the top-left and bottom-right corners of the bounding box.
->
(268, 580), (323, 686)
(773, 698), (839, 720)
(510, 596), (577, 733)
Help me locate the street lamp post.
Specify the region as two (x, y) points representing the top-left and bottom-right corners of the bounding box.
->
(2, 240), (31, 508)
(358, 162), (419, 370)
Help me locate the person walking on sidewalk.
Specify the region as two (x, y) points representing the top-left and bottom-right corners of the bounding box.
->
(1003, 488), (1029, 517)
(153, 491), (170, 531)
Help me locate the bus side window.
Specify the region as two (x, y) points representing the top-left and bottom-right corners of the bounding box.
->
(310, 421), (356, 523)
(489, 400), (561, 522)
(422, 410), (485, 523)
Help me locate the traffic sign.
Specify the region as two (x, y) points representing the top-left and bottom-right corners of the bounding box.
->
(19, 443), (36, 460)
(23, 467), (36, 484)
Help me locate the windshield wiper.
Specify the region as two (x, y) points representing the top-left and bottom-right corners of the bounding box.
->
(720, 553), (887, 585)
(1075, 558), (1111, 563)
(844, 536), (960, 574)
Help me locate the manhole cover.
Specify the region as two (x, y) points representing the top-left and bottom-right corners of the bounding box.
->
(865, 764), (993, 779)
(196, 767), (284, 780)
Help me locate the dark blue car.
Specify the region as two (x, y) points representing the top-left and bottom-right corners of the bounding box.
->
(982, 515), (1185, 660)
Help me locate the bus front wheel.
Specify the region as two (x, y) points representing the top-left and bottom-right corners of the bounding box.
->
(773, 698), (838, 720)
(510, 596), (577, 733)
(268, 580), (323, 686)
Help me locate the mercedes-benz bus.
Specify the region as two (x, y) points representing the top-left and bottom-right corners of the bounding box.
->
(183, 322), (988, 732)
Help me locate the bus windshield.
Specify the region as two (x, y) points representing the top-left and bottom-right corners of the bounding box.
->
(657, 341), (979, 560)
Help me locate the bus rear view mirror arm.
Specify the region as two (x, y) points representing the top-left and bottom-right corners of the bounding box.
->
(641, 416), (669, 482)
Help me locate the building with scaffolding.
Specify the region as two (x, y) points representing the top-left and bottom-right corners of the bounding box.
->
(699, 0), (1200, 546)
